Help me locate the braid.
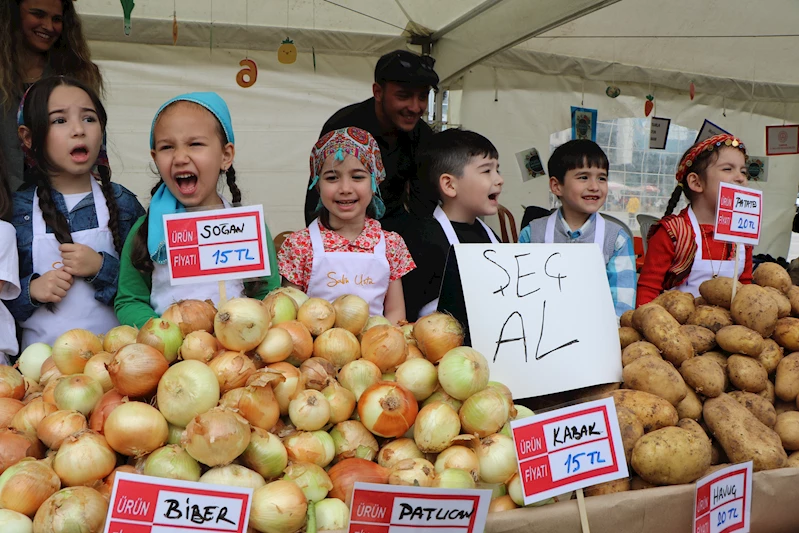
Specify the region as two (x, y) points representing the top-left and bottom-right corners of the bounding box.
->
(225, 166), (241, 204)
(35, 169), (73, 245)
(97, 168), (123, 254)
(129, 179), (164, 274)
(664, 185), (684, 217)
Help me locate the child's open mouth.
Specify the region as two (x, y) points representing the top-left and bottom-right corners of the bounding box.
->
(583, 196), (600, 202)
(335, 199), (358, 210)
(174, 173), (198, 195)
(70, 146), (89, 164)
(488, 192), (500, 204)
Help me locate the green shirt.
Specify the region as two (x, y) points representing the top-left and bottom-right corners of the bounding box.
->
(114, 215), (281, 328)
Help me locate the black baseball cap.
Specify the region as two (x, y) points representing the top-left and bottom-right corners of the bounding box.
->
(375, 50), (439, 90)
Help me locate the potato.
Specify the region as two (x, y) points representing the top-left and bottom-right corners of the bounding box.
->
(622, 341), (660, 367)
(710, 441), (728, 465)
(630, 476), (657, 490)
(727, 355), (768, 393)
(677, 418), (709, 441)
(776, 399), (798, 416)
(677, 388), (703, 421)
(652, 291), (695, 324)
(616, 406), (644, 465)
(715, 325), (764, 357)
(703, 463), (733, 477)
(609, 389), (679, 432)
(631, 425), (711, 485)
(619, 327), (643, 349)
(633, 304), (695, 367)
(728, 391), (777, 428)
(679, 356), (725, 398)
(772, 318), (799, 351)
(787, 286), (799, 316)
(764, 286), (792, 318)
(583, 477), (630, 497)
(620, 310), (634, 329)
(687, 306), (733, 333)
(753, 262), (792, 293)
(679, 325), (716, 354)
(758, 380), (775, 404)
(730, 284), (779, 337)
(701, 352), (730, 391)
(775, 353), (799, 402)
(787, 451), (799, 468)
(703, 393), (787, 471)
(699, 277), (742, 309)
(694, 297), (707, 307)
(757, 339), (784, 375)
(774, 411), (799, 450)
(623, 356), (687, 406)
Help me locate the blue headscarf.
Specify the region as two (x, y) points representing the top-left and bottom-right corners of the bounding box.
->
(147, 92), (235, 264)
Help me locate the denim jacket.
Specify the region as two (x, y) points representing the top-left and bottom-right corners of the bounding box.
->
(7, 183), (146, 321)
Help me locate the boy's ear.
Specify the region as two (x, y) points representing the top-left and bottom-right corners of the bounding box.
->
(439, 173), (458, 200)
(685, 172), (703, 194)
(549, 176), (563, 196)
(18, 126), (32, 150)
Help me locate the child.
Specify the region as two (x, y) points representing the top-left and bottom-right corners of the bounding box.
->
(0, 152), (20, 365)
(8, 76), (145, 349)
(279, 128), (415, 324)
(400, 129), (502, 321)
(519, 139), (636, 317)
(637, 134), (750, 305)
(115, 92), (281, 327)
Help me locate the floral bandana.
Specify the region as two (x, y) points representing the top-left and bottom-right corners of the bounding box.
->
(308, 127), (387, 219)
(676, 134), (746, 183)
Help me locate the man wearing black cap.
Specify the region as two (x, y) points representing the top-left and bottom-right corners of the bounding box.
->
(305, 50), (440, 232)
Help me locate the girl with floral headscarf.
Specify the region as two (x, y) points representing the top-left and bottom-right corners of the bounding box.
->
(278, 127), (415, 324)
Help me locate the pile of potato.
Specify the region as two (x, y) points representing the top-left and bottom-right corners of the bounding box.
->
(607, 263), (799, 493)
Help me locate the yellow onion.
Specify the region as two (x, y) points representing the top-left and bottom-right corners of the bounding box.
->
(0, 458), (60, 516)
(200, 464), (266, 489)
(422, 387), (463, 412)
(297, 298), (336, 337)
(358, 382), (418, 438)
(413, 313), (464, 364)
(315, 498), (349, 531)
(209, 350), (257, 393)
(332, 294), (369, 335)
(0, 366), (25, 400)
(53, 375), (102, 416)
(37, 410), (87, 450)
(437, 347), (489, 400)
(105, 401), (168, 456)
(40, 379), (61, 405)
(489, 495), (518, 512)
(16, 343), (52, 383)
(328, 458), (389, 506)
(107, 343), (169, 397)
(98, 466), (137, 498)
(377, 438), (423, 469)
(475, 433), (517, 484)
(161, 299), (217, 335)
(102, 325), (138, 353)
(0, 429), (44, 474)
(289, 390), (330, 431)
(329, 420), (378, 462)
(182, 407), (251, 466)
(241, 427), (288, 480)
(414, 402), (461, 453)
(300, 357), (336, 391)
(157, 360), (220, 427)
(389, 458), (435, 487)
(220, 385), (280, 430)
(460, 387), (511, 438)
(0, 509), (33, 533)
(507, 472), (524, 506)
(434, 468), (476, 489)
(500, 404), (536, 438)
(53, 430), (116, 486)
(214, 298), (271, 351)
(51, 330), (102, 375)
(37, 358), (62, 388)
(360, 325), (407, 373)
(338, 359), (381, 401)
(137, 317), (184, 363)
(250, 480), (308, 533)
(82, 352), (113, 392)
(284, 462), (332, 503)
(267, 362), (303, 415)
(406, 344), (423, 360)
(395, 358), (437, 402)
(400, 323), (415, 344)
(435, 445), (480, 481)
(254, 328), (294, 364)
(178, 331), (219, 362)
(263, 292), (298, 326)
(167, 423), (184, 445)
(0, 398), (25, 427)
(21, 379), (41, 401)
(273, 286), (310, 308)
(143, 444), (201, 481)
(33, 486), (107, 533)
(321, 381), (355, 424)
(88, 390), (126, 433)
(274, 321), (313, 365)
(284, 431), (335, 468)
(10, 397), (57, 438)
(362, 315), (391, 333)
(487, 381), (513, 404)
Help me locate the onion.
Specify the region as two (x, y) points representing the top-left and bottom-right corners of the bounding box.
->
(339, 359), (381, 401)
(0, 366), (25, 400)
(32, 486), (108, 533)
(102, 324), (138, 353)
(489, 494), (518, 512)
(214, 298), (271, 351)
(475, 433), (517, 484)
(406, 344), (423, 360)
(167, 423), (184, 445)
(98, 465), (137, 498)
(459, 387), (511, 438)
(435, 445), (480, 481)
(389, 457), (435, 487)
(412, 313), (464, 364)
(250, 480), (308, 533)
(382, 371), (396, 382)
(284, 462), (332, 503)
(143, 444), (201, 481)
(221, 384), (280, 430)
(321, 381), (355, 424)
(209, 350), (257, 393)
(437, 347), (489, 400)
(107, 343), (169, 398)
(312, 330), (360, 371)
(328, 458), (389, 506)
(297, 298), (336, 337)
(182, 407), (250, 466)
(241, 427), (288, 480)
(88, 390), (126, 433)
(41, 378), (61, 405)
(273, 286), (310, 308)
(300, 357), (336, 390)
(37, 410), (87, 450)
(501, 404), (535, 438)
(53, 374), (102, 416)
(179, 331), (219, 362)
(0, 429), (44, 474)
(363, 315), (391, 333)
(0, 398), (24, 427)
(414, 402), (461, 453)
(358, 382), (418, 438)
(263, 292), (298, 325)
(10, 397), (57, 437)
(16, 344), (52, 383)
(105, 401), (168, 456)
(51, 330), (102, 375)
(21, 379), (40, 401)
(83, 352), (113, 392)
(37, 358), (62, 388)
(137, 317), (184, 363)
(360, 325), (407, 372)
(332, 294), (369, 335)
(267, 362), (303, 415)
(315, 498), (349, 531)
(0, 509), (33, 533)
(254, 328), (294, 364)
(434, 468), (476, 489)
(284, 431), (335, 468)
(201, 464), (265, 489)
(289, 389), (330, 431)
(157, 360), (220, 427)
(330, 420), (378, 462)
(395, 358), (437, 401)
(377, 438), (423, 469)
(161, 299), (217, 335)
(400, 323), (415, 344)
(0, 458), (60, 516)
(53, 430), (116, 486)
(275, 320), (314, 366)
(487, 381), (513, 404)
(507, 472), (524, 506)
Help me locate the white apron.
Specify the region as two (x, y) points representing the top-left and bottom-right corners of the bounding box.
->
(418, 206), (499, 317)
(674, 207), (745, 298)
(20, 180), (119, 349)
(544, 210), (605, 246)
(306, 219), (390, 316)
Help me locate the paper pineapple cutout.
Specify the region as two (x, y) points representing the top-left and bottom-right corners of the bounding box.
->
(278, 38), (297, 64)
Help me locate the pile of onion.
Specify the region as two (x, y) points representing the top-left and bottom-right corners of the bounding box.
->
(214, 298), (271, 351)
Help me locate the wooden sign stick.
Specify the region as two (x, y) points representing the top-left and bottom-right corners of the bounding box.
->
(218, 280), (227, 306)
(576, 488), (591, 533)
(730, 243), (740, 302)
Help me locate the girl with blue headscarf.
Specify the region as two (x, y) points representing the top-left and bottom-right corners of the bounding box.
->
(114, 92), (280, 328)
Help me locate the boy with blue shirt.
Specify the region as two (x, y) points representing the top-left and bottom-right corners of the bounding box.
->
(519, 140), (636, 316)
